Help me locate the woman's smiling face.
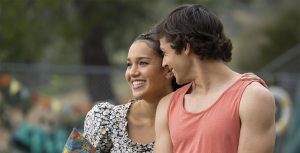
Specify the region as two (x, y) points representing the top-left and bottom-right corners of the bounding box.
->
(125, 40), (170, 100)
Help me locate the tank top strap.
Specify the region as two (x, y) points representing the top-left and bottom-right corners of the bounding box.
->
(228, 79), (255, 102)
(169, 83), (192, 105)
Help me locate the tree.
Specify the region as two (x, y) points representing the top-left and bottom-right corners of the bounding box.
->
(0, 0), (164, 102)
(73, 0), (161, 102)
(233, 0), (300, 71)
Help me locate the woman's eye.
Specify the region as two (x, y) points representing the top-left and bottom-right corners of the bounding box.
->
(139, 61), (148, 65)
(126, 63), (132, 67)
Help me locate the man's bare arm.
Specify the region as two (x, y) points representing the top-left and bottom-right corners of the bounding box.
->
(238, 82), (276, 153)
(154, 93), (173, 153)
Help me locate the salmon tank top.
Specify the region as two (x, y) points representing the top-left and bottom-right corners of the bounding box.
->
(168, 79), (254, 153)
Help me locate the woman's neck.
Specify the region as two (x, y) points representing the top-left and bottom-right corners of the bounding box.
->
(133, 99), (158, 120)
(127, 99), (157, 144)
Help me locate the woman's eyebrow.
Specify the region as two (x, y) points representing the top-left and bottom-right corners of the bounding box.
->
(127, 57), (151, 61)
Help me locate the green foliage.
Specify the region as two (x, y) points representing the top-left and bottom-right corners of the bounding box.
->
(259, 8), (300, 66)
(233, 1), (300, 71)
(1, 0), (299, 68)
(0, 1), (41, 62)
(0, 0), (162, 64)
(0, 0), (77, 62)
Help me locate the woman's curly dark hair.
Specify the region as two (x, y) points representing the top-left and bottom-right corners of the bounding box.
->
(134, 31), (163, 58)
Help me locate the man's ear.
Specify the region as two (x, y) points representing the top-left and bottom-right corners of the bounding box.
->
(184, 43), (191, 55)
(163, 67), (173, 79)
(165, 70), (173, 79)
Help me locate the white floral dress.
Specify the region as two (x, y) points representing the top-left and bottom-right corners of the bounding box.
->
(83, 100), (154, 153)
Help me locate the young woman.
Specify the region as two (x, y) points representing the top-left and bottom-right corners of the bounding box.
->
(83, 30), (266, 153)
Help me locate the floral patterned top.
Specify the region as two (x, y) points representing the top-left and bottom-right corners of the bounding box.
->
(83, 100), (154, 153)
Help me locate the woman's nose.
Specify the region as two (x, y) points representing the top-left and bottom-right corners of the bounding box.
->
(130, 65), (139, 76)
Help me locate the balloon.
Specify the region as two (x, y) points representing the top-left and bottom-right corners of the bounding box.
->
(51, 98), (62, 113)
(9, 79), (21, 96)
(1, 74), (10, 88)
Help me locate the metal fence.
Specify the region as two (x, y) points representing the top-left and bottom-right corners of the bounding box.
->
(1, 63), (299, 153)
(0, 63), (130, 153)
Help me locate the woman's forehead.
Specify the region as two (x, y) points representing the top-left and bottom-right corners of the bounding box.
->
(128, 42), (161, 58)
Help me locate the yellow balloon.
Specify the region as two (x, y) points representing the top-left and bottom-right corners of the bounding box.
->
(9, 79), (22, 96)
(51, 98), (62, 113)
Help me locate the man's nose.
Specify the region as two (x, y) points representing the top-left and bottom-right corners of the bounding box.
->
(162, 58), (168, 68)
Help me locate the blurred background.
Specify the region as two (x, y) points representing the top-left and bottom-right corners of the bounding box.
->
(0, 0), (299, 152)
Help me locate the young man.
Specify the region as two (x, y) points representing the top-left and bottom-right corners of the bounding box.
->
(154, 4), (275, 153)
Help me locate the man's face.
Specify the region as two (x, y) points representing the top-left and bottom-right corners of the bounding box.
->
(160, 37), (189, 85)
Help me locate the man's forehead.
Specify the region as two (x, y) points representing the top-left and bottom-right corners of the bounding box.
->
(159, 37), (168, 46)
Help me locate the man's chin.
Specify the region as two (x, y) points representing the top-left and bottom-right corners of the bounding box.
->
(176, 80), (189, 85)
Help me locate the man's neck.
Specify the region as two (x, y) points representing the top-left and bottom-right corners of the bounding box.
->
(190, 60), (240, 95)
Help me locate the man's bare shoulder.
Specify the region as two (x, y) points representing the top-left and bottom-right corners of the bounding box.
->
(243, 82), (274, 103)
(240, 81), (275, 119)
(238, 82), (276, 153)
(158, 92), (175, 109)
